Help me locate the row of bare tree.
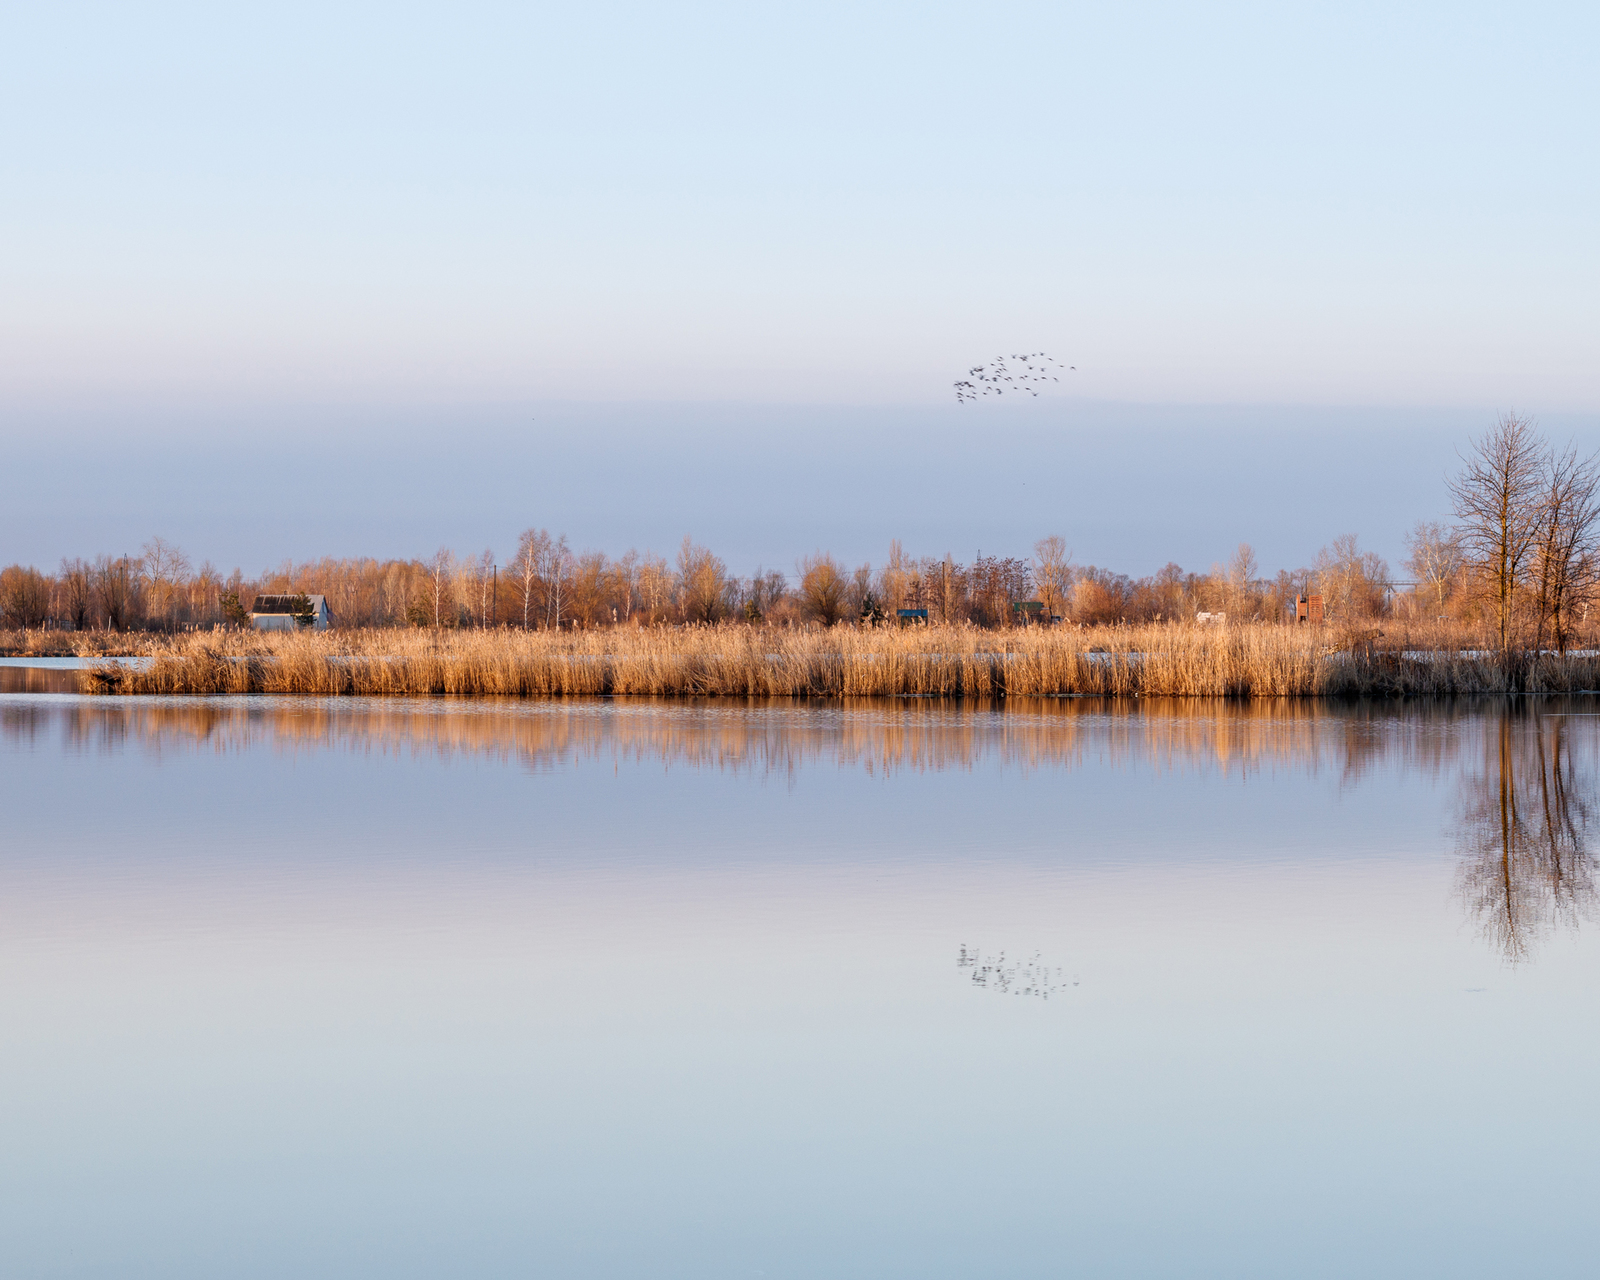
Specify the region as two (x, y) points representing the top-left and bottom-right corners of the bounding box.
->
(0, 539), (242, 632)
(0, 530), (1404, 632)
(3, 415), (1596, 636)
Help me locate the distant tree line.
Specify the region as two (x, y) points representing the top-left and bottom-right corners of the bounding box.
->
(3, 415), (1596, 641)
(0, 532), (1381, 633)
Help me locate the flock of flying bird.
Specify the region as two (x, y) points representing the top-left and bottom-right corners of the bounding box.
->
(953, 352), (1074, 402)
(958, 945), (1077, 1000)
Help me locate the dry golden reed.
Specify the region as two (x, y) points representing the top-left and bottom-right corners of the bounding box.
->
(64, 622), (1600, 698)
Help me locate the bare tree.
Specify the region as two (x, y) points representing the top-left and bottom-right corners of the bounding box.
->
(848, 563), (874, 620)
(677, 537), (728, 623)
(141, 536), (192, 628)
(465, 548), (495, 627)
(1032, 536), (1073, 620)
(1449, 413), (1547, 655)
(92, 555), (141, 631)
(614, 550), (640, 622)
(190, 561), (223, 626)
(58, 558), (93, 630)
(924, 555), (965, 625)
(880, 539), (911, 612)
(1405, 520), (1463, 612)
(1227, 543), (1259, 617)
(637, 554), (672, 625)
(797, 552), (847, 626)
(1311, 534), (1388, 619)
(424, 547), (455, 627)
(742, 568), (787, 622)
(538, 534), (572, 628)
(1532, 444), (1600, 653)
(0, 566), (50, 628)
(508, 529), (551, 628)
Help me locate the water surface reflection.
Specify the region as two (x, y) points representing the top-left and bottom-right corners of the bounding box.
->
(1454, 708), (1598, 961)
(11, 695), (1600, 965)
(1, 692), (1557, 781)
(5, 694), (1600, 1279)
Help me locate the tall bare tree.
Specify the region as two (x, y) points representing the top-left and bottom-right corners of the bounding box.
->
(1532, 443), (1600, 653)
(465, 548), (495, 627)
(1032, 536), (1073, 620)
(540, 534), (572, 628)
(613, 550), (640, 622)
(924, 555), (965, 624)
(1226, 543), (1259, 618)
(1448, 413), (1547, 655)
(508, 529), (551, 628)
(424, 547), (455, 627)
(880, 539), (911, 612)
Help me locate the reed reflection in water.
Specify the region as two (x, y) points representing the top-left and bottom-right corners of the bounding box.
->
(1, 691), (1502, 783)
(13, 693), (1600, 964)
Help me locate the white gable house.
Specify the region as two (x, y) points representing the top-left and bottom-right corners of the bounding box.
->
(250, 594), (332, 631)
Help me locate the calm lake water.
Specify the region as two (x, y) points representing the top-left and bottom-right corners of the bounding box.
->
(2, 693), (1598, 1279)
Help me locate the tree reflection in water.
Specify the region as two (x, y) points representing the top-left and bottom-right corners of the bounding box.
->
(1455, 708), (1597, 962)
(9, 695), (1600, 965)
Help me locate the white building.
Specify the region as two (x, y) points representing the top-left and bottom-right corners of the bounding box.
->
(249, 594), (332, 631)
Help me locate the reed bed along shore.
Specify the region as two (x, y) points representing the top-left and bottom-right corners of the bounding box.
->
(12, 622), (1596, 699)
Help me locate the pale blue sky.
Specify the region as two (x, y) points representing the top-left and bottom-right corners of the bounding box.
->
(2, 2), (1597, 575)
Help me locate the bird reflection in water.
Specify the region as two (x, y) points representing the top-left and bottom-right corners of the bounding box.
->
(957, 945), (1072, 999)
(1455, 707), (1597, 962)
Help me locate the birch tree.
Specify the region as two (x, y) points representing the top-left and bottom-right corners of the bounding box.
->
(539, 533), (572, 628)
(509, 529), (550, 628)
(466, 549), (495, 626)
(424, 547), (455, 627)
(1405, 520), (1463, 611)
(141, 536), (191, 627)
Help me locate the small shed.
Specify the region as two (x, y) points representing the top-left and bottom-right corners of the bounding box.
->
(250, 594), (331, 631)
(1290, 594), (1324, 625)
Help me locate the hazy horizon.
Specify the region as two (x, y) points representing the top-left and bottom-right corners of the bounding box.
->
(13, 395), (1595, 581)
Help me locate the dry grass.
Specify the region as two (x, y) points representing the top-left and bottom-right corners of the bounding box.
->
(18, 620), (1594, 698)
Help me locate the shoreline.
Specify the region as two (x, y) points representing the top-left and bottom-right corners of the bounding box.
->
(0, 622), (1594, 699)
